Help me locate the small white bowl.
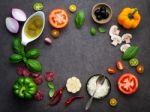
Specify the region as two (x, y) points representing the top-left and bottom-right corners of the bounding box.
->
(21, 11), (45, 46)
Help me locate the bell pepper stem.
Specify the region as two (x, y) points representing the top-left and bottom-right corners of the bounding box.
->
(128, 8), (138, 19)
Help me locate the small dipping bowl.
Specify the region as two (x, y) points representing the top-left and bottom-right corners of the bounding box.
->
(86, 74), (111, 99)
(91, 3), (112, 24)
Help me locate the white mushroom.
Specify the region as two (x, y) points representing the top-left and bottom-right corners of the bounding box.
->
(120, 44), (131, 52)
(109, 25), (120, 37)
(111, 35), (122, 46)
(122, 33), (132, 43)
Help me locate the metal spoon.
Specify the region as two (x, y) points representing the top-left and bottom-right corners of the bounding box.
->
(85, 75), (105, 111)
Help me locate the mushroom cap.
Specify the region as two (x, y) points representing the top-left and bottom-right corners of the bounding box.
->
(111, 35), (122, 44)
(109, 25), (120, 37)
(120, 44), (131, 52)
(122, 33), (132, 40)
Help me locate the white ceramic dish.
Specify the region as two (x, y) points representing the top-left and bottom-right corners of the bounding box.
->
(21, 11), (45, 46)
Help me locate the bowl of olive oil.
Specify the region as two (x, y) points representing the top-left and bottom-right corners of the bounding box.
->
(22, 11), (45, 46)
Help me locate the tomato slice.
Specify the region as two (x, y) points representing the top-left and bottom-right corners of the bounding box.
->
(48, 9), (69, 28)
(118, 73), (138, 95)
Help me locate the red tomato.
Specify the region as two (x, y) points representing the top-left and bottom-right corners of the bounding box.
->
(116, 60), (124, 70)
(118, 73), (138, 95)
(48, 9), (69, 28)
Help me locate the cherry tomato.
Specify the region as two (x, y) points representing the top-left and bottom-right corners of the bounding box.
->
(109, 98), (118, 107)
(48, 9), (69, 28)
(136, 65), (144, 74)
(107, 67), (116, 75)
(116, 60), (124, 70)
(51, 29), (60, 38)
(118, 73), (138, 95)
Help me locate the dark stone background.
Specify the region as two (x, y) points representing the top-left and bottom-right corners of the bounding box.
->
(0, 0), (150, 112)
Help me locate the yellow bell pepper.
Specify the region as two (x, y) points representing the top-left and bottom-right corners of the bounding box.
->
(118, 8), (141, 29)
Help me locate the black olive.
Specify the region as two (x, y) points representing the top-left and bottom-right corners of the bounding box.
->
(94, 9), (101, 15)
(99, 10), (107, 18)
(96, 15), (102, 21)
(103, 12), (109, 19)
(100, 6), (106, 12)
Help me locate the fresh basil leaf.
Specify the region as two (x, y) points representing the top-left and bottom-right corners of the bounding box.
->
(75, 10), (85, 29)
(98, 27), (107, 33)
(12, 37), (25, 55)
(90, 27), (96, 36)
(122, 45), (139, 60)
(26, 59), (42, 73)
(48, 81), (55, 89)
(9, 54), (23, 63)
(49, 88), (55, 98)
(26, 48), (40, 59)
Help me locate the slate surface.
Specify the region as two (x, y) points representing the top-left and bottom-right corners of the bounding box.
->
(0, 0), (150, 112)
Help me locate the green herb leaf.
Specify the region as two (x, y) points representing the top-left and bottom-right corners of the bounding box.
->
(26, 48), (40, 59)
(75, 10), (85, 29)
(122, 45), (139, 60)
(90, 27), (96, 36)
(9, 54), (23, 63)
(98, 27), (107, 33)
(12, 37), (25, 55)
(48, 81), (55, 89)
(26, 59), (42, 73)
(49, 88), (55, 98)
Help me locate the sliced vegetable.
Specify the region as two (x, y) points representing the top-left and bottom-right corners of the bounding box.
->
(129, 58), (139, 67)
(9, 54), (23, 63)
(26, 48), (40, 59)
(109, 98), (118, 107)
(136, 65), (144, 74)
(122, 45), (139, 60)
(49, 9), (69, 28)
(116, 60), (124, 70)
(13, 77), (37, 99)
(12, 8), (27, 22)
(118, 73), (138, 95)
(90, 27), (96, 36)
(5, 17), (19, 33)
(75, 10), (85, 29)
(33, 2), (44, 11)
(69, 4), (77, 13)
(98, 27), (107, 33)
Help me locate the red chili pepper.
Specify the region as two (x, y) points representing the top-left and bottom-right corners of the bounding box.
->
(48, 86), (65, 106)
(64, 96), (84, 106)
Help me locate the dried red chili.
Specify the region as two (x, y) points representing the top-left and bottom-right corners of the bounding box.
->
(48, 86), (65, 106)
(64, 96), (83, 106)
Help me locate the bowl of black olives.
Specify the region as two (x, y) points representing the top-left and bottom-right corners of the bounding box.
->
(92, 3), (112, 24)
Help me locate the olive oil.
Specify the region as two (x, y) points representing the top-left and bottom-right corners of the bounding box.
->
(25, 15), (43, 38)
